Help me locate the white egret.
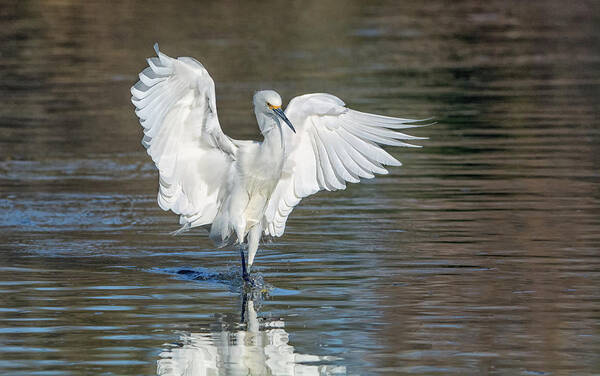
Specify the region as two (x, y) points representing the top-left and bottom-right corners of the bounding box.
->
(131, 44), (427, 282)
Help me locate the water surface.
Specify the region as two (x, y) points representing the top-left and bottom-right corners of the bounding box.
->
(1, 0), (600, 375)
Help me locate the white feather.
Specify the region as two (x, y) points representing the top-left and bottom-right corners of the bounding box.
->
(130, 44), (236, 229)
(131, 46), (429, 270)
(264, 93), (426, 237)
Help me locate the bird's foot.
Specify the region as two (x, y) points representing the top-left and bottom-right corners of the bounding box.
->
(242, 271), (255, 287)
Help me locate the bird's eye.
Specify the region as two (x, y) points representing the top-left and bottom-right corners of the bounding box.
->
(266, 102), (271, 106)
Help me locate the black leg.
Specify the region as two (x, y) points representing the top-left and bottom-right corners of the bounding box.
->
(240, 248), (251, 283)
(240, 290), (248, 323)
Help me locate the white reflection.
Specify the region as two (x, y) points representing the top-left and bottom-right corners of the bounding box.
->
(157, 297), (346, 376)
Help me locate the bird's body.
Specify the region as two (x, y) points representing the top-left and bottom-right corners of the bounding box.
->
(131, 44), (427, 280)
(210, 122), (286, 267)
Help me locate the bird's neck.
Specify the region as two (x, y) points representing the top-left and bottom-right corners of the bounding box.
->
(259, 116), (286, 162)
(262, 123), (285, 155)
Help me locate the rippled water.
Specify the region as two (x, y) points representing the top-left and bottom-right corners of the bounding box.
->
(1, 0), (600, 375)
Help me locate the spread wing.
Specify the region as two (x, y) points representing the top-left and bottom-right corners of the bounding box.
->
(131, 44), (237, 230)
(264, 93), (428, 237)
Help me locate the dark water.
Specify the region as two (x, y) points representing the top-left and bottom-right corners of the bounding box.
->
(1, 0), (600, 375)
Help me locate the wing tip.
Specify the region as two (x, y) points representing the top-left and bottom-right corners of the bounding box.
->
(401, 119), (437, 129)
(153, 42), (160, 55)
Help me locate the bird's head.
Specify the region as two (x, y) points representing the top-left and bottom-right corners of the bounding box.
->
(253, 90), (296, 134)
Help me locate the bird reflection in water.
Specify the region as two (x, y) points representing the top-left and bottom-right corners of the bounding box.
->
(157, 293), (346, 375)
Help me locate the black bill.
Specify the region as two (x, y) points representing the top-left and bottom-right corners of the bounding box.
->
(272, 107), (296, 133)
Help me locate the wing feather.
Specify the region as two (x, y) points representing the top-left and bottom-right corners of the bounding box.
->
(264, 93), (428, 237)
(319, 127), (359, 184)
(312, 126), (346, 190)
(337, 129), (389, 174)
(294, 140), (320, 197)
(332, 136), (373, 179)
(131, 44), (236, 229)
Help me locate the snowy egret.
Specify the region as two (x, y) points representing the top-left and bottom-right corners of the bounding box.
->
(131, 44), (427, 282)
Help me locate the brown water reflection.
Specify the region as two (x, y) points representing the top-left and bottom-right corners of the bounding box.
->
(1, 0), (599, 375)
